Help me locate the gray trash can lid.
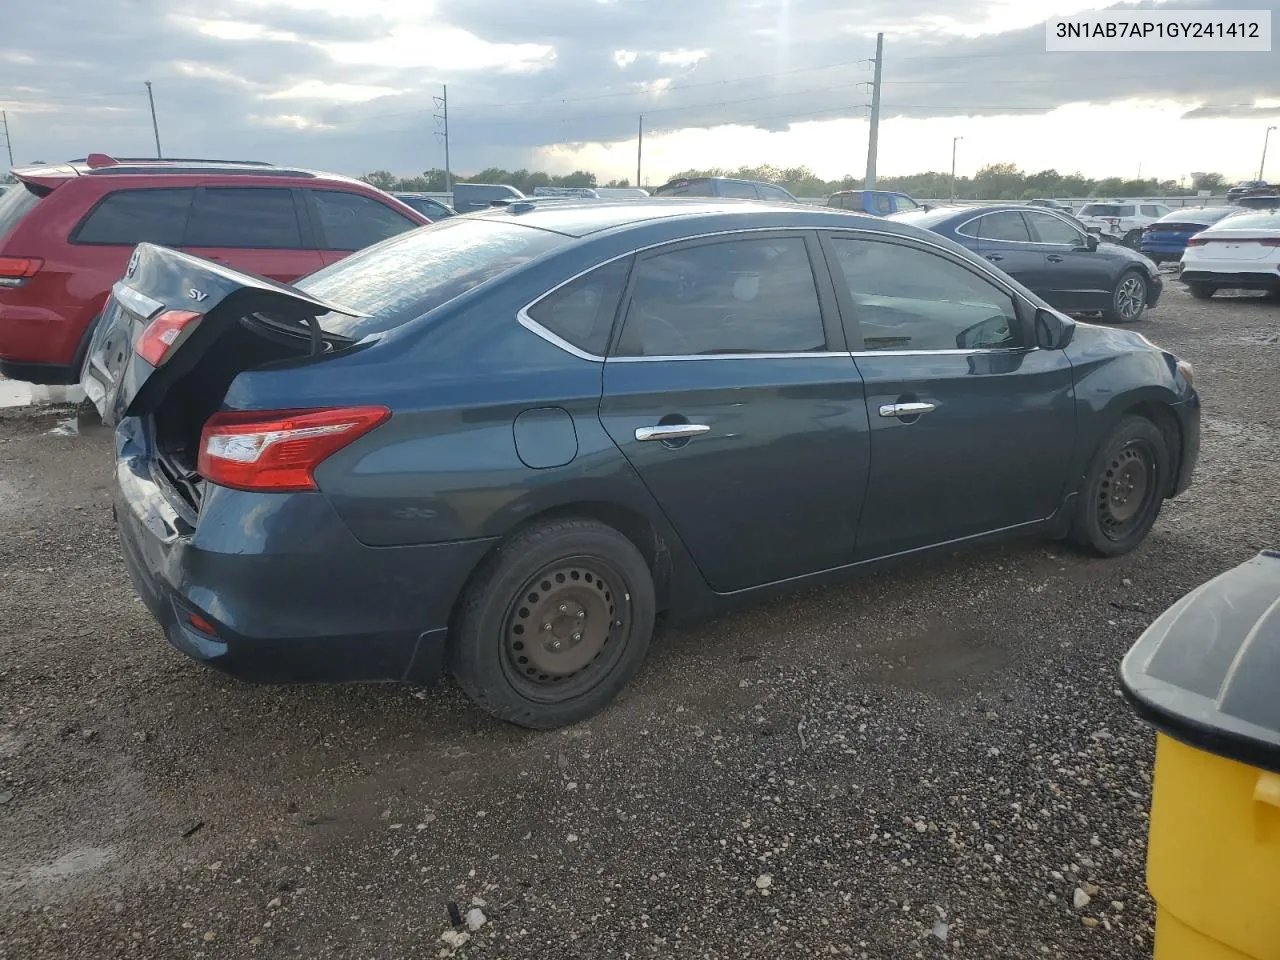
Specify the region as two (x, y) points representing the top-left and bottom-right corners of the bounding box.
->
(1121, 551), (1280, 774)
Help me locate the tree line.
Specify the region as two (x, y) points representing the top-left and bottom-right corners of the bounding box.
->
(360, 164), (1235, 200)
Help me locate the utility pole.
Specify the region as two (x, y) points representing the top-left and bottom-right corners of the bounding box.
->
(636, 115), (643, 189)
(144, 81), (162, 158)
(950, 136), (963, 200)
(433, 84), (451, 195)
(1, 111), (13, 168)
(1261, 125), (1277, 181)
(864, 32), (884, 190)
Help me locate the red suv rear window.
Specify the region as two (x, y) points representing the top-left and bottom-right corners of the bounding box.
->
(0, 182), (47, 243)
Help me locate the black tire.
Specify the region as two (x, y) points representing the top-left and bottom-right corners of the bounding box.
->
(1069, 415), (1170, 557)
(1104, 269), (1148, 323)
(1187, 282), (1217, 301)
(450, 518), (656, 729)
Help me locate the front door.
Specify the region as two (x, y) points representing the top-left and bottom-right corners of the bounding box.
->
(1021, 209), (1113, 312)
(964, 209), (1044, 283)
(821, 233), (1077, 560)
(598, 232), (871, 593)
(181, 187), (323, 282)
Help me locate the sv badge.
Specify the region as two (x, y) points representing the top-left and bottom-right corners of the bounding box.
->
(187, 288), (208, 302)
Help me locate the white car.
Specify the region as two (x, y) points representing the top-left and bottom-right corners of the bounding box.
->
(1179, 209), (1280, 300)
(1076, 201), (1172, 247)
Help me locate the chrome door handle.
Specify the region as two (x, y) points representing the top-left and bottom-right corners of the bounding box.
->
(985, 254), (1003, 262)
(879, 402), (937, 419)
(635, 423), (711, 442)
(1047, 254), (1065, 263)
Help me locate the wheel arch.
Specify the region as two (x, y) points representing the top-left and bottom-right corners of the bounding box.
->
(1115, 399), (1183, 496)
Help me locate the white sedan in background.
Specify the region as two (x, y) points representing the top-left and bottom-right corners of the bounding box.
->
(1179, 209), (1280, 300)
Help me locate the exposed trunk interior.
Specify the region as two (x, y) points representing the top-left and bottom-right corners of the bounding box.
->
(149, 315), (346, 515)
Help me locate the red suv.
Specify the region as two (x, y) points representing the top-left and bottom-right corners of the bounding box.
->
(0, 155), (430, 384)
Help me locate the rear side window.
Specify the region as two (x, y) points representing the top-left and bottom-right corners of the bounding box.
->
(72, 188), (194, 245)
(873, 193), (894, 215)
(1080, 204), (1124, 217)
(0, 182), (45, 242)
(656, 181), (705, 197)
(971, 211), (1030, 242)
(718, 180), (758, 199)
(525, 258), (631, 357)
(1140, 205), (1161, 217)
(298, 218), (569, 339)
(185, 188), (301, 248)
(311, 190), (419, 251)
(614, 236), (825, 357)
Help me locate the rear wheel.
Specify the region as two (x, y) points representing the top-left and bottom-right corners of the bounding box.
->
(1105, 270), (1147, 323)
(450, 518), (655, 729)
(1070, 415), (1170, 557)
(1187, 282), (1217, 300)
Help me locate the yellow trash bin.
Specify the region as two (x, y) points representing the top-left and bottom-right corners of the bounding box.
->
(1122, 551), (1280, 960)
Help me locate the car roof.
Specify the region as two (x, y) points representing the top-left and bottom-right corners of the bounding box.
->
(10, 155), (370, 188)
(462, 197), (890, 238)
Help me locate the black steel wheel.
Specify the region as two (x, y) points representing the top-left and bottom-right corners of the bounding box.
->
(1070, 415), (1170, 557)
(450, 518), (655, 729)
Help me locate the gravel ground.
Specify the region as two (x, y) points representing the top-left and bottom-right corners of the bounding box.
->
(1, 283), (1277, 959)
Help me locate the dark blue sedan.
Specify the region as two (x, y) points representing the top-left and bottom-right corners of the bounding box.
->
(1139, 206), (1241, 263)
(82, 200), (1200, 728)
(893, 204), (1163, 324)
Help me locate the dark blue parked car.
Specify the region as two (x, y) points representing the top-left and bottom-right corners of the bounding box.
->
(827, 189), (923, 216)
(82, 200), (1199, 728)
(894, 204), (1163, 324)
(1139, 206), (1241, 264)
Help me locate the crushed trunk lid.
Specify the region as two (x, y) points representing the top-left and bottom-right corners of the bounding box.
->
(81, 242), (363, 427)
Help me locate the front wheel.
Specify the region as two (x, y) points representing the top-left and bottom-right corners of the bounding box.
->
(450, 518), (656, 729)
(1069, 415), (1170, 557)
(1105, 270), (1148, 323)
(1187, 281), (1217, 300)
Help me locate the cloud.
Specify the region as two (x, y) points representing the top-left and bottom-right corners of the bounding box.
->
(0, 0), (1274, 179)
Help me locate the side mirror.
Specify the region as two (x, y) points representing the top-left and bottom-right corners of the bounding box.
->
(1034, 308), (1076, 350)
(1077, 233), (1099, 251)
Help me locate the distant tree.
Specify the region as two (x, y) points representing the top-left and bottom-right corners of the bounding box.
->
(1191, 171), (1227, 192)
(603, 178), (632, 188)
(359, 170), (398, 191)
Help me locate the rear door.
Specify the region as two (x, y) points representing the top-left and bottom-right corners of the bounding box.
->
(962, 210), (1043, 280)
(80, 243), (358, 427)
(1022, 209), (1113, 312)
(181, 187), (322, 282)
(598, 231), (870, 592)
(821, 232), (1076, 559)
(304, 189), (423, 266)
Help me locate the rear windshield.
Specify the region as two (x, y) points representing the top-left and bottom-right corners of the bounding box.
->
(1209, 211), (1280, 232)
(1155, 207), (1238, 225)
(0, 182), (45, 242)
(296, 217), (570, 339)
(888, 207), (957, 228)
(1079, 204), (1133, 217)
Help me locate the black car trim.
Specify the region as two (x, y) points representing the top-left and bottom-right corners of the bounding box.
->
(517, 224), (1035, 362)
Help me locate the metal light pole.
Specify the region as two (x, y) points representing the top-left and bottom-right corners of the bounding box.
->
(864, 32), (883, 190)
(1260, 125), (1277, 181)
(144, 81), (162, 158)
(950, 136), (963, 200)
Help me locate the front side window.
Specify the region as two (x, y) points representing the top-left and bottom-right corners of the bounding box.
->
(757, 183), (795, 202)
(184, 188), (301, 248)
(311, 190), (419, 251)
(1025, 210), (1084, 246)
(1140, 205), (1161, 217)
(614, 236), (825, 357)
(526, 258), (631, 357)
(894, 195), (920, 211)
(873, 193), (894, 215)
(829, 238), (1020, 352)
(72, 188), (194, 246)
(972, 211), (1030, 242)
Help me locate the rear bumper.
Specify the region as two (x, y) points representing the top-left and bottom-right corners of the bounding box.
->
(1171, 394), (1201, 498)
(1180, 269), (1280, 291)
(113, 431), (496, 685)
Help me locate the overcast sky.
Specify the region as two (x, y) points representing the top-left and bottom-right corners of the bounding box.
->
(2, 0), (1278, 184)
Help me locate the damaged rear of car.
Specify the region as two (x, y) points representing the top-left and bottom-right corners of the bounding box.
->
(84, 225), (566, 686)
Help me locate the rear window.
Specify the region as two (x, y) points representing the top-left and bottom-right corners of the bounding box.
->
(73, 188), (194, 245)
(0, 182), (45, 242)
(1209, 211), (1280, 232)
(297, 218), (569, 339)
(1079, 204), (1133, 217)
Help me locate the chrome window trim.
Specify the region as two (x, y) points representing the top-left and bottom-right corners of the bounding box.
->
(955, 211), (1032, 244)
(515, 224), (1037, 363)
(957, 208), (1086, 248)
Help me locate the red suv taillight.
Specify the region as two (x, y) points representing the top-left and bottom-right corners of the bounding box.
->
(198, 407), (391, 493)
(0, 256), (44, 287)
(135, 310), (201, 365)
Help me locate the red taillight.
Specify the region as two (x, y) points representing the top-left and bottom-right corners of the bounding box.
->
(187, 613), (217, 636)
(1186, 237), (1209, 246)
(134, 310), (201, 366)
(198, 406), (391, 493)
(0, 256), (43, 280)
(1255, 238), (1280, 247)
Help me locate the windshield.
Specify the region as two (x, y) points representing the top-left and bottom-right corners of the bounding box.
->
(0, 181), (45, 242)
(296, 218), (570, 339)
